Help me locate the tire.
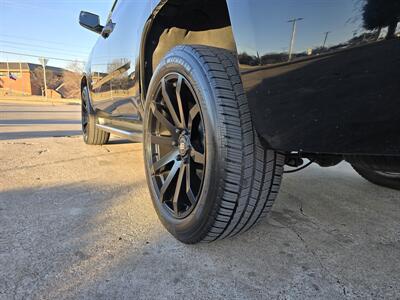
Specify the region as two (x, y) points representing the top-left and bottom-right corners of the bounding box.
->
(81, 86), (110, 145)
(352, 164), (400, 190)
(143, 45), (285, 244)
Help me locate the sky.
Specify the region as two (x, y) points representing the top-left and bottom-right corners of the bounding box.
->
(1, 0), (367, 69)
(227, 0), (364, 55)
(0, 0), (114, 69)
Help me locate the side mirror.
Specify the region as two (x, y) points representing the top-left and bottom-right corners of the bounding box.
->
(79, 11), (103, 34)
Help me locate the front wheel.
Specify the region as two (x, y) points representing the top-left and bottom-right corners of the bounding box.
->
(143, 45), (284, 244)
(81, 86), (110, 145)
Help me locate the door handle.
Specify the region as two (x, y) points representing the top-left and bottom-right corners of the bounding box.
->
(101, 20), (115, 38)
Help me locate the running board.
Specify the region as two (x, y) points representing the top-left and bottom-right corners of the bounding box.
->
(96, 124), (142, 142)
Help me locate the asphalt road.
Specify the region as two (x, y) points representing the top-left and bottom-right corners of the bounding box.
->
(1, 100), (400, 299)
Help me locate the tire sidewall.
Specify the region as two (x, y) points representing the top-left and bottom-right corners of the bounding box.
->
(144, 47), (225, 241)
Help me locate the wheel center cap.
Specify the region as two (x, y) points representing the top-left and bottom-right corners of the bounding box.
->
(178, 134), (190, 156)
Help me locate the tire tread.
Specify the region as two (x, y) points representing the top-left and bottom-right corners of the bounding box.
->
(81, 87), (110, 146)
(175, 45), (284, 242)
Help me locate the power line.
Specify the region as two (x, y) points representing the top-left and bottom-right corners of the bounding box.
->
(0, 45), (86, 61)
(0, 50), (85, 63)
(0, 33), (92, 49)
(0, 40), (89, 56)
(2, 1), (60, 12)
(0, 40), (90, 56)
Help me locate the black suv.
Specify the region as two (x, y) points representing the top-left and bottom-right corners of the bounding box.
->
(79, 0), (400, 243)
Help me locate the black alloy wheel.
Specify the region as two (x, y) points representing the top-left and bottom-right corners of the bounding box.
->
(145, 73), (205, 219)
(144, 45), (284, 244)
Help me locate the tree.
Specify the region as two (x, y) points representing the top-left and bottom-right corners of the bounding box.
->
(65, 60), (84, 74)
(238, 52), (259, 66)
(61, 61), (84, 99)
(363, 0), (400, 40)
(61, 71), (81, 98)
(31, 67), (63, 96)
(260, 52), (287, 65)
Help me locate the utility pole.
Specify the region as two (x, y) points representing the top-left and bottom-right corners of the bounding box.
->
(322, 31), (331, 49)
(287, 18), (303, 62)
(6, 61), (11, 95)
(19, 62), (23, 95)
(38, 57), (48, 100)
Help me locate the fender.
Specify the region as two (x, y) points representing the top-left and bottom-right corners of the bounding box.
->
(226, 0), (400, 155)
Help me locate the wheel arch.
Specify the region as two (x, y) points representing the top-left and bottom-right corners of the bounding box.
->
(140, 0), (238, 102)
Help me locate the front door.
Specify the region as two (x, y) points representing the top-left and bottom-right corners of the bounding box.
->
(100, 0), (151, 121)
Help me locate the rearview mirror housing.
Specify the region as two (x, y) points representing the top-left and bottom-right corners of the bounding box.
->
(79, 11), (103, 34)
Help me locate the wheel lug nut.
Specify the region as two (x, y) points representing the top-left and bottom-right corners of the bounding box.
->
(172, 141), (178, 146)
(175, 129), (180, 134)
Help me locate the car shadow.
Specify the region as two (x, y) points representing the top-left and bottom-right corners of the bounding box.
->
(107, 138), (136, 145)
(0, 119), (81, 125)
(0, 130), (82, 140)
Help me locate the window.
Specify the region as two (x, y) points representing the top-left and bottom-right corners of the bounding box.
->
(10, 72), (22, 79)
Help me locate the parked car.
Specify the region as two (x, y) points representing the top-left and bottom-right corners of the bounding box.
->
(79, 0), (400, 243)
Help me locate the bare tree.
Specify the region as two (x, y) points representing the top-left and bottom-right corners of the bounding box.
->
(61, 61), (84, 98)
(65, 61), (85, 74)
(31, 67), (62, 96)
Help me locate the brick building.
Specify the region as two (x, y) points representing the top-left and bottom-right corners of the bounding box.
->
(0, 62), (33, 95)
(0, 62), (66, 98)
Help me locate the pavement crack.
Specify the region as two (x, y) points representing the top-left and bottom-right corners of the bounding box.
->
(277, 218), (354, 296)
(290, 225), (326, 272)
(299, 200), (305, 216)
(102, 146), (111, 153)
(3, 142), (35, 146)
(37, 149), (48, 155)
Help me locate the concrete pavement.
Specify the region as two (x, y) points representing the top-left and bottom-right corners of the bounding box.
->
(1, 100), (400, 299)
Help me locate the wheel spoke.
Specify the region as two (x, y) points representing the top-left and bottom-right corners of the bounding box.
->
(185, 163), (196, 204)
(191, 149), (205, 165)
(188, 104), (200, 130)
(147, 72), (206, 217)
(82, 106), (88, 129)
(162, 77), (182, 128)
(152, 149), (179, 174)
(176, 75), (186, 127)
(172, 163), (185, 215)
(150, 102), (177, 136)
(150, 134), (174, 146)
(159, 160), (180, 202)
